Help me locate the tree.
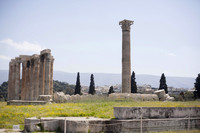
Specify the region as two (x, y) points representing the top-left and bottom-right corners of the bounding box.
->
(88, 74), (95, 95)
(0, 81), (8, 101)
(74, 72), (81, 95)
(159, 73), (168, 94)
(53, 80), (75, 95)
(108, 86), (114, 94)
(194, 73), (200, 98)
(131, 71), (137, 93)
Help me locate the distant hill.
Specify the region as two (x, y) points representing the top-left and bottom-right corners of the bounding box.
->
(0, 70), (195, 89)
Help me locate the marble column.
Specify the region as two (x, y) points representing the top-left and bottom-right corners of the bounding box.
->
(50, 57), (54, 95)
(7, 61), (12, 100)
(44, 53), (51, 95)
(33, 56), (40, 100)
(11, 60), (16, 100)
(15, 58), (20, 100)
(29, 58), (35, 100)
(25, 60), (31, 100)
(39, 54), (45, 95)
(119, 19), (133, 93)
(21, 61), (26, 100)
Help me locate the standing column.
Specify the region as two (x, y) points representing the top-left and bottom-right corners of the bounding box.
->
(15, 58), (20, 100)
(25, 60), (31, 100)
(39, 54), (45, 95)
(33, 55), (40, 100)
(11, 60), (16, 100)
(119, 19), (133, 93)
(7, 61), (12, 101)
(44, 53), (51, 95)
(21, 61), (26, 100)
(50, 57), (54, 95)
(29, 58), (35, 100)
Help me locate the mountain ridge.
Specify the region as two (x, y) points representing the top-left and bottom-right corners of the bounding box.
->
(0, 70), (195, 89)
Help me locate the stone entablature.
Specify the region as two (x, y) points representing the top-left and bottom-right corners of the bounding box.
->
(8, 49), (54, 101)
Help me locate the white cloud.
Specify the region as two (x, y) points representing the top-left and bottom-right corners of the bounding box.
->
(0, 38), (45, 52)
(0, 55), (11, 61)
(168, 53), (176, 57)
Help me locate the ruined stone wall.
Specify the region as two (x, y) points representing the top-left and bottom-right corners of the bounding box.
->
(7, 49), (54, 101)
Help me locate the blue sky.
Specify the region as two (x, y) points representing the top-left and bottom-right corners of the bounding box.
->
(0, 0), (199, 77)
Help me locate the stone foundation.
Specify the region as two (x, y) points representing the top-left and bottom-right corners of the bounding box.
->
(24, 107), (200, 132)
(7, 100), (47, 105)
(114, 107), (200, 119)
(24, 117), (200, 133)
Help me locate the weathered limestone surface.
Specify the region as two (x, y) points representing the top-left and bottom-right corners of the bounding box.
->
(7, 100), (47, 105)
(114, 107), (200, 119)
(109, 93), (159, 101)
(53, 92), (159, 103)
(38, 95), (52, 102)
(24, 116), (200, 132)
(119, 19), (133, 93)
(7, 49), (54, 101)
(154, 89), (174, 101)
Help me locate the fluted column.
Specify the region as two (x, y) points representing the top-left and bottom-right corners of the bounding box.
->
(7, 61), (12, 101)
(21, 61), (26, 100)
(44, 54), (51, 95)
(50, 57), (54, 95)
(25, 60), (31, 100)
(7, 61), (12, 100)
(15, 58), (20, 100)
(29, 58), (34, 100)
(11, 60), (16, 100)
(39, 54), (45, 95)
(119, 19), (133, 93)
(33, 56), (40, 100)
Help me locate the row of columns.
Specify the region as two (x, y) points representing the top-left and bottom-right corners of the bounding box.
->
(8, 49), (54, 101)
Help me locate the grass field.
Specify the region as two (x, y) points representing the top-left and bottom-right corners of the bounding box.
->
(0, 100), (200, 130)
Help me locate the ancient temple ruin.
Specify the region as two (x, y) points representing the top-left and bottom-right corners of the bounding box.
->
(7, 49), (54, 101)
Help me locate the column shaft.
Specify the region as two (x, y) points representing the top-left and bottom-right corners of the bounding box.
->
(34, 58), (40, 100)
(11, 62), (16, 100)
(44, 55), (51, 95)
(25, 61), (31, 100)
(15, 61), (20, 100)
(29, 60), (34, 100)
(122, 31), (131, 93)
(39, 55), (45, 95)
(21, 61), (26, 100)
(50, 58), (54, 95)
(7, 62), (12, 100)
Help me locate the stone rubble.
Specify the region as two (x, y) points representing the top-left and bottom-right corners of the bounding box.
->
(154, 89), (174, 101)
(53, 92), (159, 103)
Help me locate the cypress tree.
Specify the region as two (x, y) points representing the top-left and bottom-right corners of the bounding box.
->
(159, 73), (168, 94)
(108, 86), (114, 94)
(74, 72), (81, 95)
(194, 73), (200, 98)
(88, 74), (95, 95)
(131, 71), (137, 93)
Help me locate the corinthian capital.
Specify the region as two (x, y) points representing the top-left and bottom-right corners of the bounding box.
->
(119, 19), (134, 31)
